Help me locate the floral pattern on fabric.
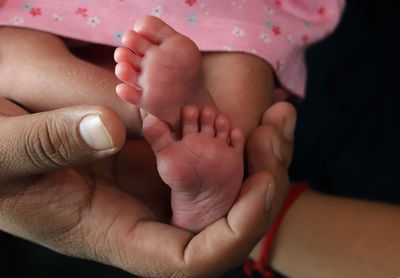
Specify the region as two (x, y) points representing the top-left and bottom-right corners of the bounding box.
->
(0, 0), (345, 96)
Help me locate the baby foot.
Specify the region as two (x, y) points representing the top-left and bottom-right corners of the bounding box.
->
(115, 16), (216, 132)
(143, 105), (245, 233)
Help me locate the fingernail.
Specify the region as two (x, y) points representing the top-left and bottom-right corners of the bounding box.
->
(270, 135), (284, 162)
(80, 114), (114, 151)
(283, 114), (296, 141)
(266, 182), (275, 210)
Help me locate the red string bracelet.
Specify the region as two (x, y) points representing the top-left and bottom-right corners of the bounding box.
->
(244, 182), (310, 277)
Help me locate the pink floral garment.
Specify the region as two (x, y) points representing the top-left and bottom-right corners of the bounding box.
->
(0, 0), (344, 97)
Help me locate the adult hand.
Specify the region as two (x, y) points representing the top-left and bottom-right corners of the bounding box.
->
(0, 97), (296, 278)
(247, 101), (297, 227)
(246, 101), (297, 261)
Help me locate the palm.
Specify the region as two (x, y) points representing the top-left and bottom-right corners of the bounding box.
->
(4, 140), (172, 261)
(85, 140), (171, 221)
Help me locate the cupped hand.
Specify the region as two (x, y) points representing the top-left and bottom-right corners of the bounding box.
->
(0, 98), (296, 278)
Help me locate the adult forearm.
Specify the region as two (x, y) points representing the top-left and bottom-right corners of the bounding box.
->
(270, 189), (400, 277)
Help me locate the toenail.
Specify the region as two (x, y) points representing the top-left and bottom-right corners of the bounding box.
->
(270, 135), (284, 162)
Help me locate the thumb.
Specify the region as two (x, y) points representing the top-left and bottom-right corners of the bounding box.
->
(0, 105), (125, 185)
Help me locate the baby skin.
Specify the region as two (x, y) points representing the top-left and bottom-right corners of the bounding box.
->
(114, 16), (244, 232)
(114, 16), (217, 132)
(143, 106), (244, 232)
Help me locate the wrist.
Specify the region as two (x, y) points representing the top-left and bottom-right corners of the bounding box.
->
(244, 182), (310, 277)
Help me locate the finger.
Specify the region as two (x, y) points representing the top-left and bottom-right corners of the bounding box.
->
(105, 172), (274, 278)
(86, 173), (274, 278)
(0, 97), (29, 117)
(247, 124), (289, 185)
(0, 105), (125, 185)
(247, 102), (296, 221)
(182, 172), (275, 277)
(60, 182), (191, 278)
(244, 104), (296, 261)
(246, 124), (291, 235)
(261, 101), (297, 167)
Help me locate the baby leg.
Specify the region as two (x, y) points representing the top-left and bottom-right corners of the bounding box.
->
(0, 27), (143, 137)
(202, 52), (275, 137)
(143, 105), (244, 233)
(115, 16), (274, 137)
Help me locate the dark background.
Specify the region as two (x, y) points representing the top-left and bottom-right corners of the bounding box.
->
(1, 0), (399, 277)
